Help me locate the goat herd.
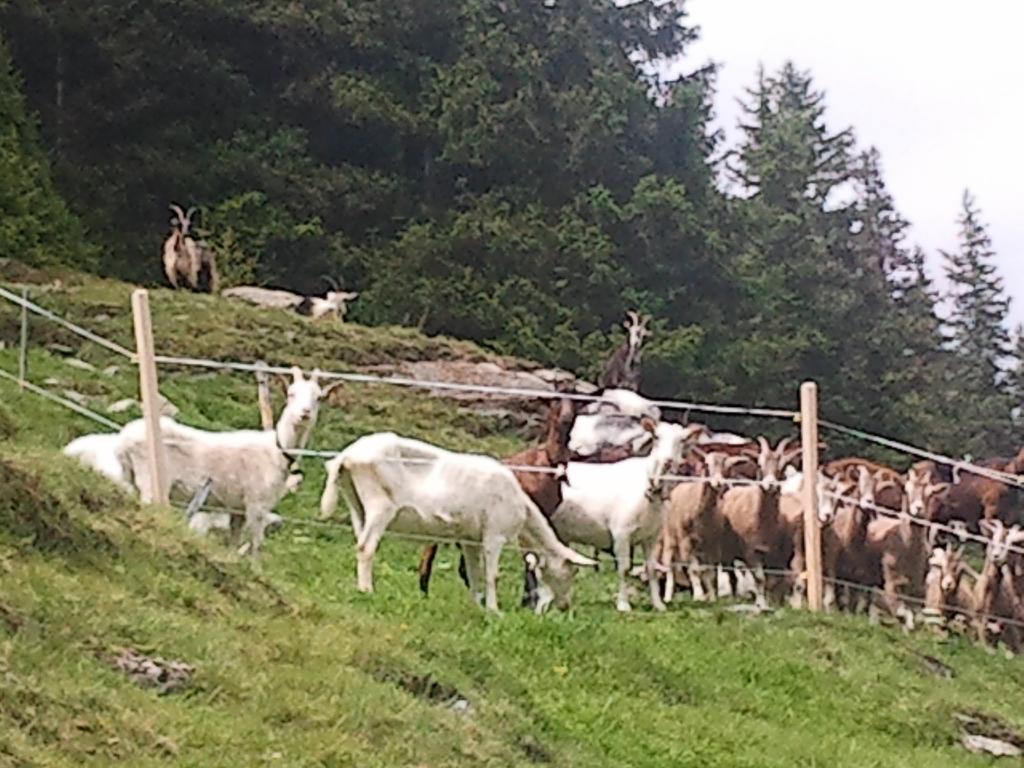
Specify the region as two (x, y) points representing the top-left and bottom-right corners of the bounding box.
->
(58, 302), (1024, 655)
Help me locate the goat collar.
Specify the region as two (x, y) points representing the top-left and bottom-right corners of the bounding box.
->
(274, 423), (301, 472)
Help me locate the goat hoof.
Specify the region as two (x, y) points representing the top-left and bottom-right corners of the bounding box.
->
(616, 601), (633, 613)
(651, 602), (667, 613)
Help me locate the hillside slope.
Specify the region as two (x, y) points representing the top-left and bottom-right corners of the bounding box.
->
(1, 266), (1023, 767)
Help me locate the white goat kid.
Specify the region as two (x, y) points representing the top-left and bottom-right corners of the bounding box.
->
(120, 366), (339, 557)
(319, 432), (596, 613)
(554, 421), (703, 612)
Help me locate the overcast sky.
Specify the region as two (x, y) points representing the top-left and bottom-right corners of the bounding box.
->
(666, 0), (1024, 327)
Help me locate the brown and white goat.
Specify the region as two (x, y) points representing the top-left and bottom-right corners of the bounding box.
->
(858, 475), (946, 629)
(657, 450), (751, 602)
(974, 520), (1024, 653)
(416, 397), (577, 598)
(163, 204), (219, 293)
(597, 310), (650, 391)
(716, 437), (802, 607)
(923, 543), (978, 632)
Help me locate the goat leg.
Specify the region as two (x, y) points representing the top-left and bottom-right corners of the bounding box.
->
(641, 539), (666, 611)
(418, 544), (439, 595)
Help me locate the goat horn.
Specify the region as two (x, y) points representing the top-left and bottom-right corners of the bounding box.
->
(185, 206), (198, 221)
(169, 204), (185, 220)
(775, 436), (794, 456)
(321, 274), (341, 291)
(756, 435), (770, 456)
(626, 310), (639, 324)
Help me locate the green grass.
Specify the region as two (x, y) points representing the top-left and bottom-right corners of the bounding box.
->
(1, 266), (1023, 767)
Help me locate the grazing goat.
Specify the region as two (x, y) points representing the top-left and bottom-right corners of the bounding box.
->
(597, 311), (650, 391)
(923, 543), (978, 631)
(120, 367), (340, 557)
(716, 437), (801, 608)
(318, 432), (596, 613)
(162, 204), (219, 293)
(552, 420), (704, 611)
(974, 520), (1024, 652)
(416, 397), (577, 599)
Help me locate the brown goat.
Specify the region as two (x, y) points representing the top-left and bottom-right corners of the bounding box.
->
(908, 453), (1022, 530)
(717, 437), (802, 607)
(656, 450), (752, 602)
(416, 398), (577, 597)
(859, 476), (945, 629)
(823, 458), (904, 512)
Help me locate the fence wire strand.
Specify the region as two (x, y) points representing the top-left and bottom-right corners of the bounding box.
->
(0, 284), (135, 359)
(0, 366), (122, 430)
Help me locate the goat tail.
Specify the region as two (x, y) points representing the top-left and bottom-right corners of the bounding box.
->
(319, 454), (365, 538)
(522, 498), (596, 568)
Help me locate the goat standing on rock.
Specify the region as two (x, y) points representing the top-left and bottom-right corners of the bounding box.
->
(598, 311), (650, 391)
(162, 204), (219, 293)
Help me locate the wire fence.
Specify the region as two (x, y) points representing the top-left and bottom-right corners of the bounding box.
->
(2, 284), (1020, 485)
(172, 498), (1024, 634)
(4, 283), (1024, 640)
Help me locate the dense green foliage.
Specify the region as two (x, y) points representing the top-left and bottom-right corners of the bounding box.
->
(0, 37), (94, 270)
(0, 0), (1019, 456)
(1, 274), (1023, 766)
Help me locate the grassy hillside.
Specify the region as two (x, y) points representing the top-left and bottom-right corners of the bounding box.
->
(1, 265), (1023, 767)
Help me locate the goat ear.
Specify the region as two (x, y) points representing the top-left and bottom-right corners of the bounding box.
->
(320, 379), (345, 403)
(979, 519), (999, 539)
(639, 416), (657, 434)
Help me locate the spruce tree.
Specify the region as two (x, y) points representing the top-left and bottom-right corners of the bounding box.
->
(940, 190), (1015, 454)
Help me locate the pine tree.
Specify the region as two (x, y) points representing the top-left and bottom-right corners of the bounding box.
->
(940, 190), (1015, 454)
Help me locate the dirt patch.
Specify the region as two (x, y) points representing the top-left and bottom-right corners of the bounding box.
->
(359, 653), (468, 709)
(108, 648), (194, 695)
(517, 735), (554, 764)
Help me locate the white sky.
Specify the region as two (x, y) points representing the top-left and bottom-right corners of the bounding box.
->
(666, 0), (1024, 326)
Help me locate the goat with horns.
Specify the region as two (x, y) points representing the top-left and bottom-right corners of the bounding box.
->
(162, 204), (219, 293)
(597, 310), (651, 391)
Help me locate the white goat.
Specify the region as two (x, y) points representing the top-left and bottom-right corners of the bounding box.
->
(553, 420), (704, 612)
(120, 366), (340, 557)
(318, 432), (596, 613)
(62, 433), (133, 491)
(568, 388), (662, 458)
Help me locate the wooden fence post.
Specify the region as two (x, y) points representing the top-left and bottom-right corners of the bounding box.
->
(800, 380), (823, 612)
(131, 289), (169, 504)
(18, 287), (29, 390)
(254, 361), (275, 430)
